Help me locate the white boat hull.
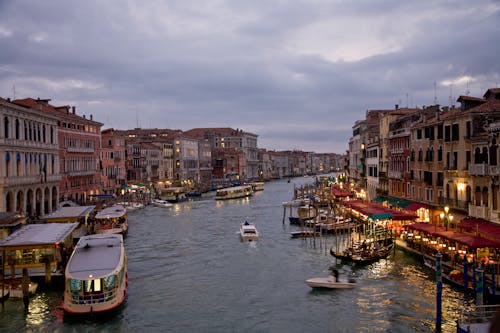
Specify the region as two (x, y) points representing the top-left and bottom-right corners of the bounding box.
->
(306, 276), (356, 289)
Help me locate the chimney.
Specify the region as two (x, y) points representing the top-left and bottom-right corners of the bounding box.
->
(395, 104), (399, 110)
(72, 106), (76, 114)
(83, 115), (86, 119)
(90, 114), (93, 120)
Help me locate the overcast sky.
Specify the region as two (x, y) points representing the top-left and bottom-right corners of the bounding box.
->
(1, 1), (499, 153)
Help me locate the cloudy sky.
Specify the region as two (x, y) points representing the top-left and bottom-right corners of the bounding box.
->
(1, 1), (499, 153)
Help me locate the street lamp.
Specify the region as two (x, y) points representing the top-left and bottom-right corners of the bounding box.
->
(439, 206), (453, 231)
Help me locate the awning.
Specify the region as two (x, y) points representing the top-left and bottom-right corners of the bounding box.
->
(405, 202), (431, 211)
(406, 223), (500, 249)
(369, 213), (393, 220)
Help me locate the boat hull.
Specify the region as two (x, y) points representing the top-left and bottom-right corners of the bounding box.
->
(306, 277), (356, 289)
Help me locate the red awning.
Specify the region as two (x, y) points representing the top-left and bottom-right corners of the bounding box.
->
(458, 218), (500, 241)
(405, 202), (431, 211)
(344, 201), (417, 221)
(406, 223), (500, 249)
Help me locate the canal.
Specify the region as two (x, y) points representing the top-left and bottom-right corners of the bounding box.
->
(0, 176), (472, 332)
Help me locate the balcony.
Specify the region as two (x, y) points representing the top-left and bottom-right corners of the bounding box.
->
(438, 196), (470, 212)
(68, 170), (96, 177)
(468, 205), (490, 220)
(489, 165), (500, 175)
(67, 147), (95, 153)
(388, 171), (402, 179)
(0, 174), (61, 186)
(469, 163), (489, 176)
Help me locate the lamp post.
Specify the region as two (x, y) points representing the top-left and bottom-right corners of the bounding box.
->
(439, 206), (454, 231)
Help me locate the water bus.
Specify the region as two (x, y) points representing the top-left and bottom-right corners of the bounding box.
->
(159, 187), (187, 203)
(62, 234), (127, 315)
(93, 204), (128, 235)
(215, 185), (253, 200)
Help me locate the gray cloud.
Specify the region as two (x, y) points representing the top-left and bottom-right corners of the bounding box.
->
(1, 0), (499, 154)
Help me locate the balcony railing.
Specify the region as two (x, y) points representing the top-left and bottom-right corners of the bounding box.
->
(489, 165), (500, 175)
(469, 164), (489, 176)
(468, 205), (490, 220)
(388, 171), (402, 179)
(68, 170), (96, 177)
(67, 147), (95, 153)
(0, 174), (61, 186)
(438, 196), (470, 212)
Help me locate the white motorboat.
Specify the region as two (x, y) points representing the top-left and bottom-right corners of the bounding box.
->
(240, 221), (259, 242)
(152, 199), (173, 208)
(306, 275), (356, 289)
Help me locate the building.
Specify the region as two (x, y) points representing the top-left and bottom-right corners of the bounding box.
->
(13, 99), (103, 206)
(101, 128), (127, 194)
(0, 98), (60, 217)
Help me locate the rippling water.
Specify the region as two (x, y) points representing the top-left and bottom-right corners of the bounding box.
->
(0, 176), (472, 332)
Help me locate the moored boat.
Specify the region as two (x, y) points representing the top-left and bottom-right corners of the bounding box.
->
(94, 204), (128, 235)
(62, 234), (128, 315)
(240, 221), (259, 242)
(215, 185), (253, 200)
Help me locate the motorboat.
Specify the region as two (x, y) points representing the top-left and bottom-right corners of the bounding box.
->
(152, 198), (173, 208)
(62, 234), (128, 315)
(306, 275), (356, 289)
(240, 221), (259, 242)
(94, 204), (128, 235)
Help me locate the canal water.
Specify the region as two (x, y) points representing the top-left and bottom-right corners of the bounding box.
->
(0, 176), (473, 332)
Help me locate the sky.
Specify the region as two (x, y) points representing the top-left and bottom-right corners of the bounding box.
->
(0, 1), (499, 154)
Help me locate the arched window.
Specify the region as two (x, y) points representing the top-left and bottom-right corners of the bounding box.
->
(475, 186), (481, 206)
(5, 152), (10, 177)
(474, 147), (481, 164)
(482, 147), (488, 164)
(4, 116), (9, 138)
(15, 118), (20, 139)
(24, 121), (28, 140)
(482, 186), (489, 207)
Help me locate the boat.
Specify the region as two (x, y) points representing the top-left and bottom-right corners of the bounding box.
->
(151, 198), (173, 208)
(290, 230), (318, 238)
(159, 187), (187, 203)
(185, 191), (202, 198)
(423, 257), (474, 291)
(247, 181), (265, 191)
(456, 304), (500, 333)
(215, 185), (253, 200)
(306, 275), (356, 289)
(94, 204), (128, 235)
(1, 278), (38, 298)
(330, 238), (394, 264)
(62, 234), (128, 315)
(240, 221), (259, 242)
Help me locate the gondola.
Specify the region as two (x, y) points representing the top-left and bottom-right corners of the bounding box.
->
(330, 238), (394, 264)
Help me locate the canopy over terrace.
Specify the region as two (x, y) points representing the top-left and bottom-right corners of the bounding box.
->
(343, 200), (418, 222)
(331, 185), (353, 200)
(458, 218), (500, 243)
(406, 222), (500, 249)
